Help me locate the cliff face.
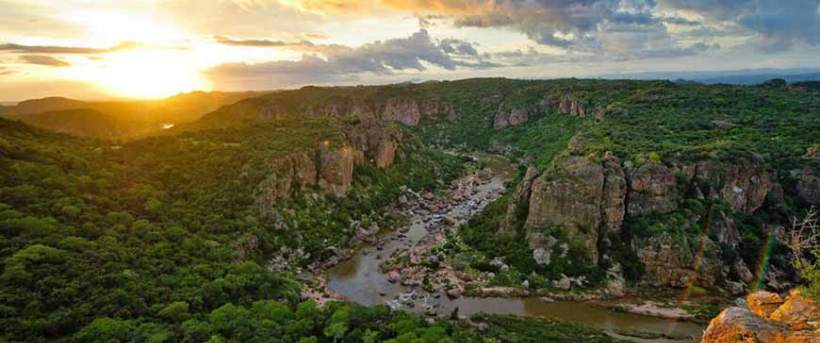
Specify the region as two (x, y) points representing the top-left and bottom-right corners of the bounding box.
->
(304, 97), (457, 126)
(508, 150), (780, 290)
(702, 290), (820, 343)
(254, 118), (403, 211)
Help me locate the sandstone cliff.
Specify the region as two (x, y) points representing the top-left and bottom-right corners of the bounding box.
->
(508, 151), (781, 290)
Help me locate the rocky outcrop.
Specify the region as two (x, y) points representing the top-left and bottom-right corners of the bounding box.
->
(627, 162), (678, 216)
(318, 147), (356, 196)
(522, 153), (627, 262)
(691, 161), (774, 214)
(718, 163), (773, 214)
(634, 233), (724, 288)
(558, 98), (587, 117)
(498, 166), (539, 239)
(601, 152), (627, 237)
(796, 168), (820, 207)
(257, 151), (318, 205)
(494, 108), (529, 129)
(509, 150), (779, 289)
(256, 144), (361, 209)
(342, 117), (401, 169)
(382, 97), (457, 126)
(702, 290), (820, 343)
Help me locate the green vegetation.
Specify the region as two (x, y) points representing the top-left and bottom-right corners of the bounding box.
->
(0, 116), (463, 341)
(3, 77), (819, 341)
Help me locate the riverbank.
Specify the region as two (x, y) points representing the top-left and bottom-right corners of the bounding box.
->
(317, 153), (707, 342)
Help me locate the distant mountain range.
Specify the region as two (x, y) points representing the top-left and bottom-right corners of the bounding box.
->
(0, 91), (262, 139)
(600, 67), (820, 84)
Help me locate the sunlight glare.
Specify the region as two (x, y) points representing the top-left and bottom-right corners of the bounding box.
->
(86, 50), (211, 99)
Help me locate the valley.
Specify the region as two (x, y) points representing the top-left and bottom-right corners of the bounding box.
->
(1, 78), (818, 342)
(326, 154), (705, 342)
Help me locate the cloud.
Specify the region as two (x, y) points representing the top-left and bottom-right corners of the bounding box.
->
(0, 41), (139, 54)
(214, 35), (316, 49)
(663, 0), (820, 51)
(19, 55), (70, 67)
(207, 29), (495, 88)
(738, 0), (820, 51)
(0, 67), (13, 76)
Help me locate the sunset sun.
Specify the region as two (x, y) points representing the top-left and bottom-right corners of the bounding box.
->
(91, 51), (211, 99)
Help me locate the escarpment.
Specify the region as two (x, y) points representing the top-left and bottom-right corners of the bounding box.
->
(506, 150), (785, 291)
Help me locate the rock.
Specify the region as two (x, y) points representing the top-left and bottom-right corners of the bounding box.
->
(494, 107), (529, 129)
(796, 168), (820, 206)
(702, 306), (795, 343)
(526, 156), (608, 262)
(541, 297), (555, 303)
(627, 162), (677, 216)
(702, 290), (820, 343)
(719, 163), (772, 214)
(601, 152), (626, 236)
(604, 264), (626, 297)
(725, 281), (746, 296)
(382, 97), (456, 126)
(693, 160), (773, 214)
(373, 139), (398, 168)
(746, 291), (784, 318)
(318, 146), (356, 196)
(532, 247), (551, 266)
(634, 233), (724, 288)
(769, 290), (820, 330)
(712, 210), (742, 248)
(446, 288), (462, 299)
(553, 274), (571, 290)
(733, 259), (755, 283)
(499, 166), (539, 239)
(255, 151), (318, 205)
(387, 270), (401, 283)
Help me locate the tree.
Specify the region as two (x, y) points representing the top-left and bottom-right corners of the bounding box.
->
(323, 307), (351, 342)
(786, 208), (820, 299)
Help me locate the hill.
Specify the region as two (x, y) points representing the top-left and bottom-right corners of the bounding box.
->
(0, 91), (261, 139)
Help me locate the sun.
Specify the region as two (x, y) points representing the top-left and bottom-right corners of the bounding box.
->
(91, 50), (211, 99)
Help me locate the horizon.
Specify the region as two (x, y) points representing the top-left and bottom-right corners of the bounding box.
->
(2, 1), (819, 101)
(3, 66), (820, 104)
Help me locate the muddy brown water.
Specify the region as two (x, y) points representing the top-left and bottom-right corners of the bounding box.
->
(328, 173), (706, 343)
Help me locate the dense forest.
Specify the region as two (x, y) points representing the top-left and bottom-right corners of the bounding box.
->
(1, 78), (819, 342)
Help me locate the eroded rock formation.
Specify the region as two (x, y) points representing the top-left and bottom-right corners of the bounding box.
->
(510, 151), (780, 289)
(702, 290), (820, 343)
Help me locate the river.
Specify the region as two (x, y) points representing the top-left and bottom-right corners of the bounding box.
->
(327, 161), (706, 342)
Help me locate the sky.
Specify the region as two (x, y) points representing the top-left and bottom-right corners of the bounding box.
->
(0, 0), (819, 101)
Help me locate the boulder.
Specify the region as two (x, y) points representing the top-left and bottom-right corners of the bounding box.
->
(769, 290), (820, 330)
(553, 274), (571, 290)
(701, 306), (789, 343)
(703, 290), (820, 343)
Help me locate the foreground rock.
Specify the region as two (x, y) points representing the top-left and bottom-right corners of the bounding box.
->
(701, 290), (820, 343)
